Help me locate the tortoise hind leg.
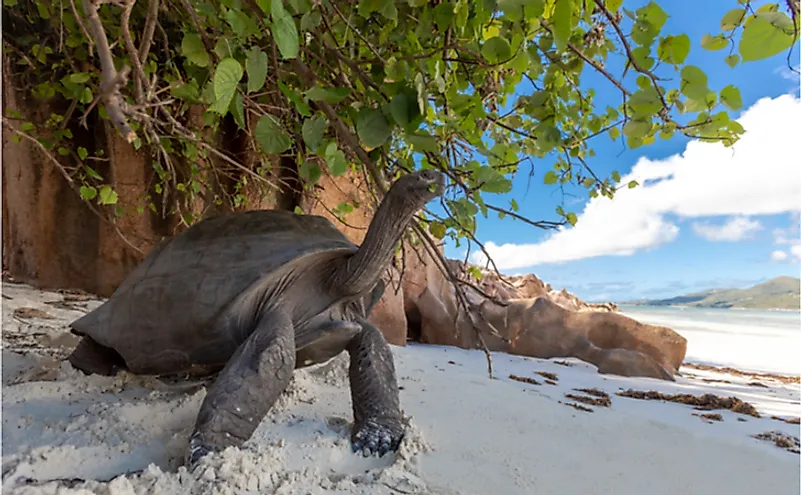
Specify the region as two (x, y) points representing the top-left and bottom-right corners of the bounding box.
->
(347, 320), (404, 457)
(186, 309), (295, 466)
(67, 337), (127, 376)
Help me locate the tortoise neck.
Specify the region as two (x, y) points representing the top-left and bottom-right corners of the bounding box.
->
(332, 193), (414, 297)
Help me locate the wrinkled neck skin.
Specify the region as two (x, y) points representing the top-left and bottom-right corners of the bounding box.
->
(331, 192), (417, 297)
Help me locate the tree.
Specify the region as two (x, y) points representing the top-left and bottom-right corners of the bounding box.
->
(2, 0), (799, 285)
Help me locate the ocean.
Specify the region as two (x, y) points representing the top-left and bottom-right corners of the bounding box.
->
(619, 305), (801, 376)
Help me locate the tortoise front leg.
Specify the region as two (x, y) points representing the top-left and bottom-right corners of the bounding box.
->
(347, 320), (405, 457)
(186, 310), (295, 466)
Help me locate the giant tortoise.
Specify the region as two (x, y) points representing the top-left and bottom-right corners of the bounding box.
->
(66, 169), (445, 465)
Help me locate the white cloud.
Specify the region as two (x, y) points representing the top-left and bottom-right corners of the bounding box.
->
(771, 250), (789, 262)
(691, 216), (762, 242)
(775, 65), (801, 82)
(791, 244), (801, 261)
(475, 94), (801, 270)
(773, 214), (801, 245)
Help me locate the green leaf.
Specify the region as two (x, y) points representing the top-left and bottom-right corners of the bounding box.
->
(631, 46), (655, 70)
(724, 54), (740, 68)
(300, 10), (322, 31)
(83, 165), (103, 181)
(566, 212), (577, 226)
(638, 2), (668, 30)
(406, 133), (439, 152)
(79, 185), (97, 200)
(611, 171), (621, 182)
(429, 221), (447, 239)
(631, 1), (668, 45)
(476, 166), (513, 194)
(246, 47), (268, 93)
(230, 93), (246, 128)
(433, 2), (454, 30)
(657, 34), (690, 64)
(225, 8), (260, 38)
(628, 86), (663, 116)
(701, 34), (728, 51)
(550, 0), (573, 52)
(481, 36), (512, 64)
(278, 81), (310, 116)
(356, 108), (392, 149)
(302, 115), (326, 151)
(679, 65), (710, 101)
(389, 90), (420, 127)
(721, 8), (746, 31)
(324, 142), (347, 176)
(170, 80), (200, 102)
(623, 118), (653, 139)
(77, 147), (89, 160)
(271, 0), (299, 59)
(70, 72), (91, 83)
(98, 185), (118, 205)
(79, 87), (93, 104)
(299, 159), (322, 184)
(543, 170), (558, 185)
(728, 119), (745, 134)
(305, 85), (351, 103)
(720, 85), (743, 111)
(254, 115), (293, 154)
(739, 14), (796, 62)
(209, 58), (243, 114)
(627, 180), (639, 189)
(181, 33), (210, 67)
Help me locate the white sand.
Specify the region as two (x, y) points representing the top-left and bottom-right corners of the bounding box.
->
(2, 283), (800, 495)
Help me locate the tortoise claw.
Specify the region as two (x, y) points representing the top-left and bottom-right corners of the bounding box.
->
(351, 419), (404, 457)
(185, 431), (214, 467)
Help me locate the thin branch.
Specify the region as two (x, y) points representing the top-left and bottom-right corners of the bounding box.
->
(81, 0), (136, 142)
(326, 2), (386, 64)
(121, 0), (148, 103)
(138, 0), (160, 63)
(68, 0), (94, 57)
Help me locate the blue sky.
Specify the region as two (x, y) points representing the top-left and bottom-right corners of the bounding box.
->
(442, 0), (801, 302)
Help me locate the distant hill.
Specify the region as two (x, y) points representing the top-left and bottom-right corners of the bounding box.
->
(622, 276), (800, 310)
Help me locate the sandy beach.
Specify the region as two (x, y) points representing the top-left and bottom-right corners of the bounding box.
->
(2, 282), (799, 494)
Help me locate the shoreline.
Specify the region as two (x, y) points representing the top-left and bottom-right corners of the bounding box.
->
(680, 361), (801, 384)
(619, 303), (801, 312)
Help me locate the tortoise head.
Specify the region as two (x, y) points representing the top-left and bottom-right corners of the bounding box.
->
(385, 169), (446, 211)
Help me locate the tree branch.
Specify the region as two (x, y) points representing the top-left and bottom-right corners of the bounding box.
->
(138, 0), (160, 63)
(81, 0), (136, 143)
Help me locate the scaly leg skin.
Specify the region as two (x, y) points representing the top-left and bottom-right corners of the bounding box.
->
(347, 320), (405, 457)
(185, 310), (296, 467)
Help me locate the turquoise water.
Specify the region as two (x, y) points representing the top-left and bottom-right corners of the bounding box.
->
(619, 305), (801, 376)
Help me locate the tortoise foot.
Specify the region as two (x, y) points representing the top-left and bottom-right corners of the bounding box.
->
(351, 418), (404, 457)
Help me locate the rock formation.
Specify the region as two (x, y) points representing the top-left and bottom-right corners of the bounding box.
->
(377, 254), (687, 381)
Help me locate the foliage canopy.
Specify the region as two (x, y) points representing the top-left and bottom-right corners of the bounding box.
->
(3, 0), (799, 265)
